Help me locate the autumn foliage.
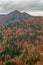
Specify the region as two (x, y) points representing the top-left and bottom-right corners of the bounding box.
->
(0, 17), (43, 65)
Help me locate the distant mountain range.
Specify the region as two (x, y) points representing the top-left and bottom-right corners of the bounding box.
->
(0, 10), (34, 25)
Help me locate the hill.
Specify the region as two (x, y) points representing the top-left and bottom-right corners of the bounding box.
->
(0, 17), (43, 65)
(0, 10), (33, 25)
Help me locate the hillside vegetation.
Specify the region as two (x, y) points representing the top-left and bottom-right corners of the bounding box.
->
(0, 17), (43, 65)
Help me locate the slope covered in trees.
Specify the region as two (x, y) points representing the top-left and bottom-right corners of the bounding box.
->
(0, 17), (43, 65)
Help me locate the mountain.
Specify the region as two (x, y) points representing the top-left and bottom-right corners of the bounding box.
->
(0, 15), (6, 18)
(0, 10), (33, 25)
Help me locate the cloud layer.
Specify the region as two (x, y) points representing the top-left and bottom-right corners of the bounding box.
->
(0, 0), (43, 16)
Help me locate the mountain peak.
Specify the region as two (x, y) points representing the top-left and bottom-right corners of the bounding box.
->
(14, 10), (21, 13)
(9, 10), (21, 15)
(0, 10), (33, 25)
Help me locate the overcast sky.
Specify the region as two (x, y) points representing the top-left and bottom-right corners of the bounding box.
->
(0, 0), (43, 16)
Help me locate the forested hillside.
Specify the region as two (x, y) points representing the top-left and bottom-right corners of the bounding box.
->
(0, 17), (43, 65)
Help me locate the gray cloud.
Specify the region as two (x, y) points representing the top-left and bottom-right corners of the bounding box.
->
(0, 0), (43, 15)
